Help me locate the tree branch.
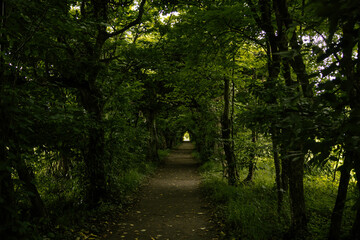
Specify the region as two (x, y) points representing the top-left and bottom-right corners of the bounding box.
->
(107, 0), (146, 38)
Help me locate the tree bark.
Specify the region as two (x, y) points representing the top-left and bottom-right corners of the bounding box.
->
(259, 0), (281, 89)
(288, 151), (307, 237)
(328, 155), (352, 240)
(0, 2), (19, 237)
(222, 76), (237, 186)
(280, 145), (289, 192)
(352, 207), (360, 240)
(146, 110), (160, 162)
(13, 147), (47, 219)
(243, 130), (256, 182)
(351, 160), (360, 240)
(80, 86), (106, 207)
(72, 0), (146, 206)
(271, 128), (283, 212)
(273, 1), (311, 236)
(340, 19), (360, 240)
(0, 145), (17, 238)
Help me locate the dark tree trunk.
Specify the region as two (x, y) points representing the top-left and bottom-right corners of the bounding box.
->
(85, 126), (106, 207)
(352, 208), (360, 240)
(271, 129), (283, 212)
(280, 145), (289, 192)
(351, 146), (360, 240)
(328, 155), (351, 240)
(74, 0), (146, 208)
(80, 87), (106, 207)
(0, 145), (17, 238)
(273, 1), (311, 236)
(243, 130), (256, 182)
(288, 151), (307, 237)
(340, 19), (360, 240)
(13, 147), (47, 219)
(146, 110), (159, 162)
(57, 144), (72, 176)
(0, 2), (18, 237)
(163, 128), (175, 149)
(222, 76), (237, 186)
(348, 110), (360, 240)
(351, 163), (360, 240)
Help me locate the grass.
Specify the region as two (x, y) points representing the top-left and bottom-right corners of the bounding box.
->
(200, 158), (357, 240)
(38, 160), (158, 240)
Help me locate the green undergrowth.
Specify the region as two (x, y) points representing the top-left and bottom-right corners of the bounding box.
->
(199, 159), (357, 240)
(40, 148), (171, 239)
(36, 147), (177, 240)
(39, 161), (159, 240)
(158, 149), (171, 161)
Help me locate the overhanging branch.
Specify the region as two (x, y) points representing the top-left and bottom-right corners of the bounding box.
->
(107, 0), (146, 38)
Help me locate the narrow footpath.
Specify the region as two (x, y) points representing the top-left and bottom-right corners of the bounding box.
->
(107, 142), (218, 240)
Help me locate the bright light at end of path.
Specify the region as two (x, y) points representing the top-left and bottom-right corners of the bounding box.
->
(183, 131), (190, 142)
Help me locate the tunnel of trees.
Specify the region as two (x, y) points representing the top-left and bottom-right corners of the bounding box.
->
(0, 0), (359, 239)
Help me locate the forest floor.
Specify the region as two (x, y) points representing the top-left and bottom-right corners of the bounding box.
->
(105, 142), (219, 240)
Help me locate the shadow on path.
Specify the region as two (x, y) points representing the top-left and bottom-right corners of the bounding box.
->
(106, 142), (218, 240)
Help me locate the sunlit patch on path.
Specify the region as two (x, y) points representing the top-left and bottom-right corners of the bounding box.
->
(105, 142), (218, 240)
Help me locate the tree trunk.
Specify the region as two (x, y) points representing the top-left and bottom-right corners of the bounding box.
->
(280, 145), (289, 192)
(351, 161), (360, 240)
(85, 126), (106, 207)
(57, 145), (71, 176)
(273, 1), (311, 235)
(352, 208), (360, 240)
(0, 145), (17, 238)
(328, 156), (352, 240)
(222, 76), (237, 186)
(243, 130), (256, 182)
(13, 147), (47, 219)
(146, 110), (159, 162)
(80, 87), (106, 207)
(341, 19), (360, 240)
(0, 2), (19, 237)
(288, 151), (307, 237)
(351, 138), (360, 240)
(272, 128), (283, 212)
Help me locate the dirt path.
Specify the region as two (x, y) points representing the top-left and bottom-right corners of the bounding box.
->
(107, 142), (218, 240)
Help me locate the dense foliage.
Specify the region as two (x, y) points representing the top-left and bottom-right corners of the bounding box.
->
(0, 0), (359, 239)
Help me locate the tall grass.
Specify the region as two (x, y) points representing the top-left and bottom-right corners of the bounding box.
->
(200, 158), (357, 240)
